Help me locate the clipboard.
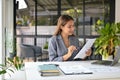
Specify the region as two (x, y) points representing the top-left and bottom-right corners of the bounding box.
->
(59, 65), (93, 75)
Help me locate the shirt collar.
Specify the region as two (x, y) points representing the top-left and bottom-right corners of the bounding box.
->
(57, 34), (63, 40)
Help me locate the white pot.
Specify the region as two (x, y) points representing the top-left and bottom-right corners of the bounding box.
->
(102, 55), (113, 61)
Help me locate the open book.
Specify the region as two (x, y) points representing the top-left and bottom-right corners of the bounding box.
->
(74, 39), (96, 59)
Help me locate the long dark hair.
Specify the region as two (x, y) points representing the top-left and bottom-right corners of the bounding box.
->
(54, 15), (74, 36)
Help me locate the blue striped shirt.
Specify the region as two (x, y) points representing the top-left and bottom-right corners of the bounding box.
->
(48, 35), (82, 61)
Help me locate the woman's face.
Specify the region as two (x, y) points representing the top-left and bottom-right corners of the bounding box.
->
(61, 20), (75, 36)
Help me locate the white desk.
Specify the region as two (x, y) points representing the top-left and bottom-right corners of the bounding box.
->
(25, 61), (120, 80)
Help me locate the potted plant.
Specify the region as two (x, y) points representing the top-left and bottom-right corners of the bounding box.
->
(0, 56), (23, 75)
(94, 21), (120, 60)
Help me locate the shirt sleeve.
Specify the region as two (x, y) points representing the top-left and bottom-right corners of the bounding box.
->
(48, 37), (63, 61)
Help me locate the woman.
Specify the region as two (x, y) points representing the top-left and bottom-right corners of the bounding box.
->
(48, 15), (91, 61)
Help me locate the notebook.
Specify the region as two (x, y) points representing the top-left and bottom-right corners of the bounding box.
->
(38, 64), (60, 76)
(59, 65), (93, 75)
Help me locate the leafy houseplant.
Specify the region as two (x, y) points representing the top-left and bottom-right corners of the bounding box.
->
(0, 56), (23, 75)
(94, 21), (120, 59)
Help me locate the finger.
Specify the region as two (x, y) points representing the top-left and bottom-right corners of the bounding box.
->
(73, 46), (77, 50)
(86, 50), (91, 56)
(70, 46), (76, 50)
(74, 47), (77, 50)
(87, 52), (91, 56)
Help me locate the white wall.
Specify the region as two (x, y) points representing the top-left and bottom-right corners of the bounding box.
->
(0, 0), (2, 64)
(5, 0), (14, 57)
(115, 0), (120, 23)
(0, 0), (4, 79)
(0, 0), (13, 79)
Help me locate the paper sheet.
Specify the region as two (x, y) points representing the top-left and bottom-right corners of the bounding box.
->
(74, 39), (96, 59)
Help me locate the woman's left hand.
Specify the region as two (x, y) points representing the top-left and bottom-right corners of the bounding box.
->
(85, 48), (92, 57)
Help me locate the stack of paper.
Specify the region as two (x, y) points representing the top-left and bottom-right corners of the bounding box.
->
(38, 64), (60, 76)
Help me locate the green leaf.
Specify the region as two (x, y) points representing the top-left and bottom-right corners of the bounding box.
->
(8, 69), (14, 73)
(7, 57), (14, 63)
(0, 70), (6, 75)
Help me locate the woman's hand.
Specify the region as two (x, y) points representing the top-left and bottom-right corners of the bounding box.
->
(68, 45), (77, 54)
(63, 45), (77, 61)
(83, 48), (92, 59)
(85, 48), (92, 57)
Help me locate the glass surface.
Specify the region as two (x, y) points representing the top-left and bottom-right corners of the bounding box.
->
(16, 0), (110, 36)
(16, 0), (35, 35)
(15, 0), (111, 58)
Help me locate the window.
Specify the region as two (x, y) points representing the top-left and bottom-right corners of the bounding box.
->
(14, 0), (115, 60)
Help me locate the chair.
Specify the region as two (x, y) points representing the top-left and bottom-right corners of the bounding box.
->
(20, 44), (42, 62)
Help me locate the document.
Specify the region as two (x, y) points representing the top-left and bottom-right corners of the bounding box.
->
(74, 39), (96, 59)
(59, 65), (93, 75)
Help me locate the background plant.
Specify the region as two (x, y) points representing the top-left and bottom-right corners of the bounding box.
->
(43, 41), (48, 49)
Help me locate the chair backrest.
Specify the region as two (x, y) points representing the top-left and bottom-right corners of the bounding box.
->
(20, 44), (35, 59)
(22, 44), (42, 54)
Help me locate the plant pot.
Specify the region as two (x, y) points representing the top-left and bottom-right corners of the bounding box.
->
(102, 55), (113, 61)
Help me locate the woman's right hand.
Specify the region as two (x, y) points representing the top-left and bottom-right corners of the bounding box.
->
(67, 45), (77, 55)
(63, 45), (77, 61)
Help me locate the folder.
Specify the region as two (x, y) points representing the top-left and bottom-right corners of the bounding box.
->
(59, 65), (93, 75)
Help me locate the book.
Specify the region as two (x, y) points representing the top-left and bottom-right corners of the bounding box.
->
(40, 72), (60, 76)
(74, 39), (96, 59)
(38, 64), (60, 76)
